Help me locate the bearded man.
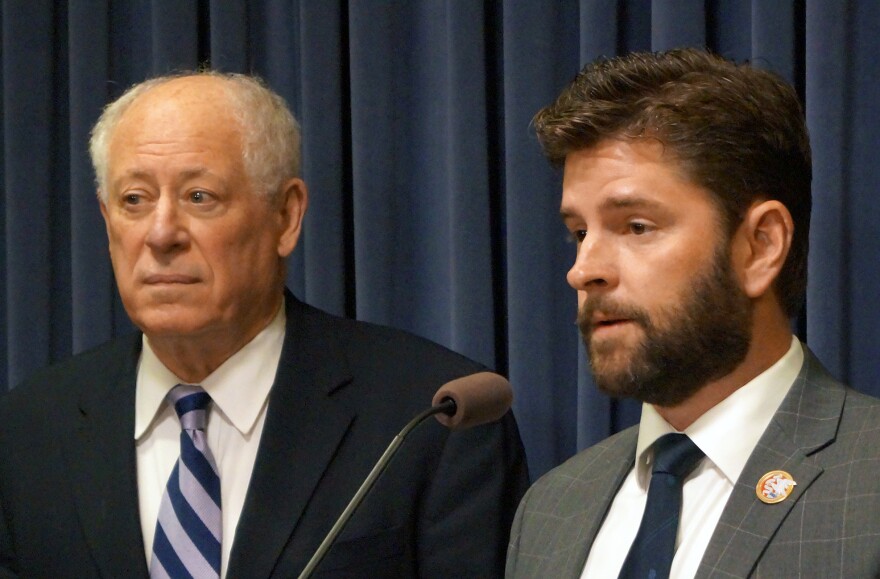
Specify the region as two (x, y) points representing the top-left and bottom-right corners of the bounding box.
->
(506, 48), (880, 578)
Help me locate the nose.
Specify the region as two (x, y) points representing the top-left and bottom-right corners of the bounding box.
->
(566, 233), (617, 291)
(145, 196), (189, 255)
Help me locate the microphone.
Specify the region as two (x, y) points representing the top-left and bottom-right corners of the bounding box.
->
(432, 371), (513, 430)
(298, 372), (513, 579)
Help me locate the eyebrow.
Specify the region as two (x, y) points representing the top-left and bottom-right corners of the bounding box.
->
(111, 167), (213, 190)
(600, 195), (663, 211)
(560, 195), (664, 220)
(178, 167), (211, 180)
(112, 169), (151, 186)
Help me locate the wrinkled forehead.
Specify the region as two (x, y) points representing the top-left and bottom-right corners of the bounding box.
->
(108, 79), (244, 157)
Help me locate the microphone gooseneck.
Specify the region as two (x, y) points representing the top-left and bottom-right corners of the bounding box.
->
(297, 372), (513, 579)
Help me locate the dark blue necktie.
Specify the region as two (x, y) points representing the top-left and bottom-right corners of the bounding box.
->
(618, 433), (705, 579)
(151, 385), (222, 579)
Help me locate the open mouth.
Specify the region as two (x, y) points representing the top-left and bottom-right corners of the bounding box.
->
(595, 318), (628, 327)
(591, 318), (635, 336)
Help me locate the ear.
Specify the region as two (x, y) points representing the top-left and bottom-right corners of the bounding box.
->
(731, 200), (793, 300)
(275, 177), (309, 258)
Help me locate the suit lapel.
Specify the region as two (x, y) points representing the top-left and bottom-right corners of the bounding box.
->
(62, 335), (150, 578)
(564, 430), (638, 577)
(227, 293), (355, 578)
(698, 348), (843, 578)
(534, 428), (637, 577)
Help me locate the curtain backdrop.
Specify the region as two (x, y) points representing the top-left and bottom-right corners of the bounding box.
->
(2, 1), (878, 479)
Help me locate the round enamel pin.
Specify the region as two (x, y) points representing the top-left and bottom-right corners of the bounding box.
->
(756, 470), (797, 504)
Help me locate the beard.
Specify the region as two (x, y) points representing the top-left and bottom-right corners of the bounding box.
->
(577, 245), (752, 407)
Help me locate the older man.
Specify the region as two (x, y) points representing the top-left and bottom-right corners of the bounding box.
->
(506, 49), (880, 578)
(0, 73), (528, 578)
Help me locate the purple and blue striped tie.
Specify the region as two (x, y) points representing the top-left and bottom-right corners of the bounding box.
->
(151, 385), (222, 579)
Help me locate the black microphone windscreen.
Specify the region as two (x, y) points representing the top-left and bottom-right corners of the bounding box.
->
(431, 372), (513, 430)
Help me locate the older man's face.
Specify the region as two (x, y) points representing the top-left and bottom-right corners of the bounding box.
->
(100, 77), (300, 346)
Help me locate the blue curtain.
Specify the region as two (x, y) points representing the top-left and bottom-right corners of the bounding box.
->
(2, 1), (878, 480)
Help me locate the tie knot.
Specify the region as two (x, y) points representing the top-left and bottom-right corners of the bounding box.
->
(651, 433), (704, 479)
(167, 384), (212, 431)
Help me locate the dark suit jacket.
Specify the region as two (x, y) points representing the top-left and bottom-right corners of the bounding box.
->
(0, 292), (529, 578)
(506, 346), (880, 578)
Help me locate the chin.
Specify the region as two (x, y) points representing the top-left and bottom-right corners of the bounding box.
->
(129, 307), (218, 339)
(589, 340), (638, 369)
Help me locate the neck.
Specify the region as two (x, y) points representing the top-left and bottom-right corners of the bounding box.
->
(654, 305), (794, 431)
(147, 299), (282, 383)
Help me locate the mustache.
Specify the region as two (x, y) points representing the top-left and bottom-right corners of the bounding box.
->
(576, 296), (652, 336)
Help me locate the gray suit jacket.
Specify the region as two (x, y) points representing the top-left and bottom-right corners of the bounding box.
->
(506, 347), (880, 578)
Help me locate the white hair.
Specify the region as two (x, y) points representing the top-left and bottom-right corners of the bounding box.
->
(89, 71), (301, 201)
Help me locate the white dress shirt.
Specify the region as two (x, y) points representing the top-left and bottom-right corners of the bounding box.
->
(581, 336), (804, 579)
(135, 305), (286, 578)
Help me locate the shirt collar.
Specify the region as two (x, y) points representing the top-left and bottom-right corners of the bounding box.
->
(634, 336), (803, 487)
(134, 304), (287, 440)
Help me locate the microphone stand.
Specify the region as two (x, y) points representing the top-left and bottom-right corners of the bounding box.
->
(297, 398), (457, 579)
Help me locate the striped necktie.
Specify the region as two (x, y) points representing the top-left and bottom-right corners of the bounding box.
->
(618, 433), (705, 579)
(151, 384), (222, 579)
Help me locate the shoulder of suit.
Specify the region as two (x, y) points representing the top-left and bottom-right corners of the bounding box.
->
(529, 425), (639, 490)
(294, 298), (486, 378)
(800, 346), (880, 430)
(837, 386), (880, 448)
(0, 332), (142, 406)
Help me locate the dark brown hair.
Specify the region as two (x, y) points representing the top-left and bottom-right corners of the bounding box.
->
(534, 48), (811, 318)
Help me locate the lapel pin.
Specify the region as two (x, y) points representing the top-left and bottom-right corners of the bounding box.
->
(756, 470), (797, 504)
